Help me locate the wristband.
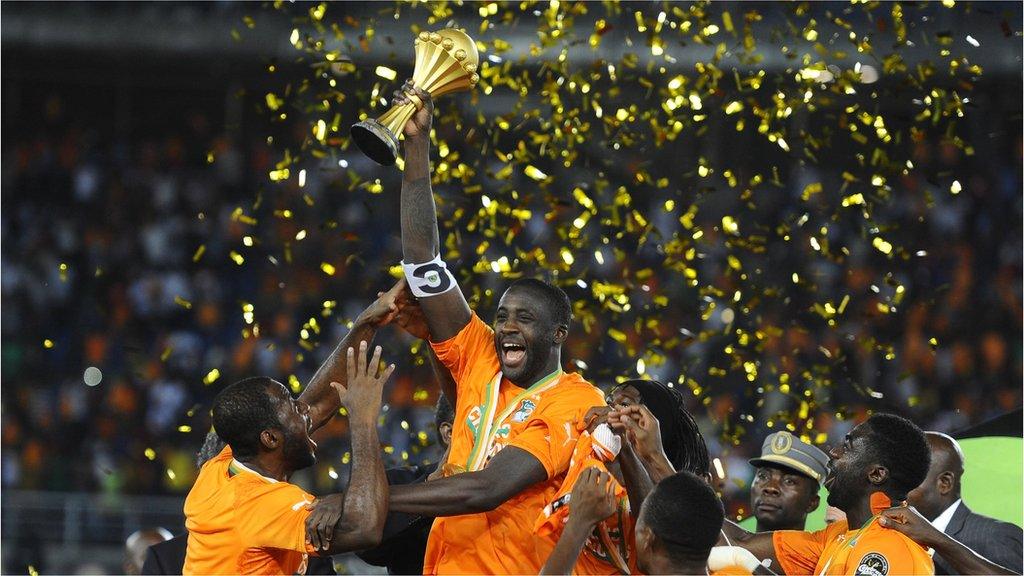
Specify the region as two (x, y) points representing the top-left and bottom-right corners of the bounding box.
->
(402, 255), (458, 298)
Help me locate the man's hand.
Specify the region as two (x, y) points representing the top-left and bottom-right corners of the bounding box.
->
(567, 467), (618, 528)
(609, 404), (665, 462)
(356, 277), (411, 328)
(582, 406), (612, 434)
(393, 79), (433, 139)
(332, 341), (395, 426)
(392, 290), (430, 341)
(305, 493), (344, 552)
(879, 505), (944, 548)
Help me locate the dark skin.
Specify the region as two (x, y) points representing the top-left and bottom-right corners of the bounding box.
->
(906, 432), (964, 521)
(236, 342), (393, 555)
(751, 464), (820, 532)
(720, 422), (904, 567)
(303, 343), (393, 554)
(634, 502), (710, 576)
(387, 81), (566, 517)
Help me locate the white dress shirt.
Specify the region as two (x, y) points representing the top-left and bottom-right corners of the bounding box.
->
(931, 499), (963, 533)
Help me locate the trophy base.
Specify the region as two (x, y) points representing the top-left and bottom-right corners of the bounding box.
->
(351, 120), (399, 166)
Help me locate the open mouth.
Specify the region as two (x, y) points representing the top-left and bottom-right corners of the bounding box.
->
(500, 342), (527, 368)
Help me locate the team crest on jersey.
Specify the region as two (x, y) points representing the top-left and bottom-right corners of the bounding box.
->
(855, 553), (889, 576)
(511, 399), (537, 423)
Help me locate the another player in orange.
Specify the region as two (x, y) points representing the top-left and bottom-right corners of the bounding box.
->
(720, 413), (936, 576)
(539, 379), (711, 574)
(183, 341), (393, 575)
(386, 81), (605, 574)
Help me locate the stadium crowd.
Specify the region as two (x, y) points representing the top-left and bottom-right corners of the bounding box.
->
(3, 87), (1020, 514)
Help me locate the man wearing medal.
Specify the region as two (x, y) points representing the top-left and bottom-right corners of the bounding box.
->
(385, 82), (605, 574)
(719, 413), (936, 575)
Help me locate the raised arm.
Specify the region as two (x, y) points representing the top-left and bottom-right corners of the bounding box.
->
(879, 506), (1017, 575)
(390, 285), (458, 407)
(393, 81), (472, 342)
(305, 342), (394, 555)
(388, 445), (547, 517)
(300, 279), (407, 431)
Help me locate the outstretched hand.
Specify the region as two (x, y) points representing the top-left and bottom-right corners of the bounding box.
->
(392, 79), (433, 139)
(332, 341), (395, 426)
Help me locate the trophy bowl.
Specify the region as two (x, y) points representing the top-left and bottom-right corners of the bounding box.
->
(351, 29), (480, 166)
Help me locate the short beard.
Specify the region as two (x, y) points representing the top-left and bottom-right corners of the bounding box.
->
(283, 433), (315, 472)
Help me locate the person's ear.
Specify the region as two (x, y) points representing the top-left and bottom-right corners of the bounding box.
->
(867, 464), (889, 486)
(807, 492), (821, 514)
(937, 471), (955, 496)
(260, 429), (282, 451)
(553, 324), (568, 345)
(439, 422), (453, 447)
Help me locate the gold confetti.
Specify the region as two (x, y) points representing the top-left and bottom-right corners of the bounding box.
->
(43, 339), (54, 349)
(320, 262), (336, 276)
(174, 296), (192, 309)
(375, 66), (397, 81)
(144, 448), (157, 461)
(203, 369), (221, 385)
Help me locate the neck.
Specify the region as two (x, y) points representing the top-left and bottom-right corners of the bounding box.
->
(756, 518), (805, 532)
(515, 352), (562, 387)
(648, 556), (707, 576)
(238, 456), (289, 482)
(846, 489), (895, 527)
(845, 499), (873, 528)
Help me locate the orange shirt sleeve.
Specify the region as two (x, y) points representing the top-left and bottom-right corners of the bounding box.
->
(773, 525), (833, 576)
(235, 482), (316, 554)
(430, 313), (496, 384)
(506, 383), (605, 479)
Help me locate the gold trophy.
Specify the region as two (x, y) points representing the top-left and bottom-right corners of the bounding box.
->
(351, 29), (480, 166)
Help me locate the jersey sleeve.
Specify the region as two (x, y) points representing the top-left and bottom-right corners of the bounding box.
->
(506, 384), (605, 479)
(430, 313), (497, 384)
(773, 526), (831, 576)
(236, 482), (316, 554)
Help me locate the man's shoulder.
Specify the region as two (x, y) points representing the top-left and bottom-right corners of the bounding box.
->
(960, 506), (1023, 537)
(863, 522), (931, 556)
(546, 373), (604, 403)
(232, 475), (313, 509)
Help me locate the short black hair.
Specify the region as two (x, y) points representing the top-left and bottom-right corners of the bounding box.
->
(863, 413), (931, 497)
(212, 377), (283, 460)
(505, 278), (572, 329)
(643, 471), (724, 563)
(435, 393), (455, 430)
(621, 379), (710, 477)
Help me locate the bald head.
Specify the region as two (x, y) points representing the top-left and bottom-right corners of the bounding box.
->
(907, 432), (965, 521)
(124, 528), (173, 574)
(926, 432), (965, 478)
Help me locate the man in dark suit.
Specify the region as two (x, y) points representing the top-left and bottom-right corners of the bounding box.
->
(907, 431), (1023, 575)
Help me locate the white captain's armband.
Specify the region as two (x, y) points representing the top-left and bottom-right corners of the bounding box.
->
(402, 255), (458, 298)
